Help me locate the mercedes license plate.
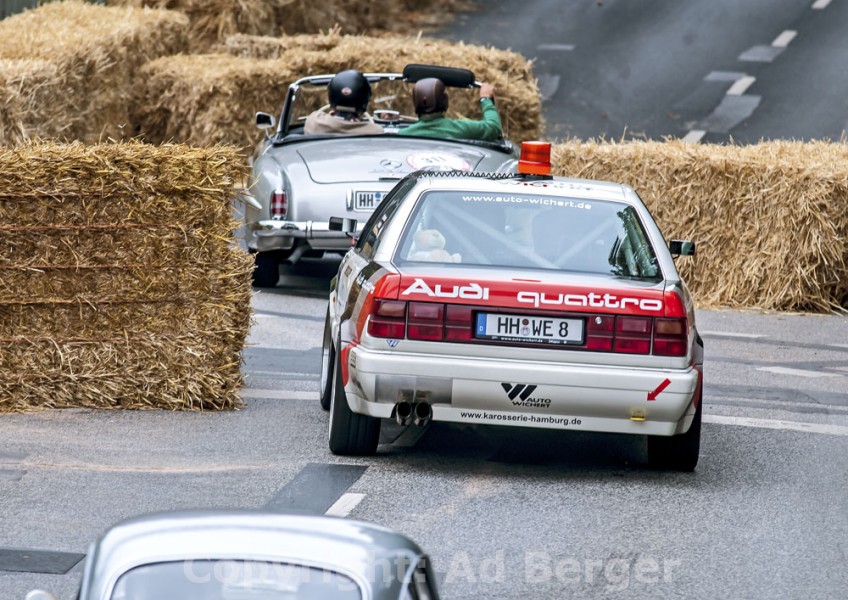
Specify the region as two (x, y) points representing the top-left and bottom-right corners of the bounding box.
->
(353, 190), (385, 211)
(475, 313), (584, 346)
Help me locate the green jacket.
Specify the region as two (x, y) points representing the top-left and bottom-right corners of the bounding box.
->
(398, 97), (502, 141)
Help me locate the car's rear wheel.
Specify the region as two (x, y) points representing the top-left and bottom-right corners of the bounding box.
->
(647, 390), (702, 472)
(319, 307), (334, 411)
(328, 349), (380, 456)
(252, 251), (280, 288)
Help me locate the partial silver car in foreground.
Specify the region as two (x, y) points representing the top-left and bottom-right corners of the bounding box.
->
(321, 142), (703, 471)
(27, 510), (440, 600)
(246, 64), (519, 287)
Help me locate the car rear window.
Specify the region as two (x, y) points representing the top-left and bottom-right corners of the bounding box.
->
(395, 190), (661, 279)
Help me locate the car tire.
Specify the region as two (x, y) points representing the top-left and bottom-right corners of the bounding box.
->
(319, 308), (334, 411)
(328, 348), (380, 456)
(252, 251), (279, 288)
(647, 389), (702, 472)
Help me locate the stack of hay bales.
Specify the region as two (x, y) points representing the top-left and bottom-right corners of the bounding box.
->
(133, 32), (542, 148)
(0, 141), (253, 411)
(0, 0), (188, 144)
(107, 0), (286, 52)
(107, 0), (397, 51)
(106, 0), (470, 51)
(553, 140), (848, 312)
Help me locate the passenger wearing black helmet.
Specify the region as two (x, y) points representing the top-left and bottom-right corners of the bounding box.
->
(398, 78), (502, 141)
(304, 69), (384, 135)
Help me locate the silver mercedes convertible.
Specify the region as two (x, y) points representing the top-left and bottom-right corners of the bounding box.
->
(245, 64), (520, 287)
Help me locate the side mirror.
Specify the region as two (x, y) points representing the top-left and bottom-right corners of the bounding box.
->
(255, 112), (276, 130)
(329, 216), (358, 236)
(669, 240), (696, 257)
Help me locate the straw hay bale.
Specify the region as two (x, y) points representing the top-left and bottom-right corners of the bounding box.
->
(0, 72), (25, 146)
(130, 53), (291, 147)
(0, 0), (189, 143)
(0, 335), (243, 411)
(219, 29), (349, 58)
(0, 141), (252, 411)
(105, 0), (459, 50)
(135, 33), (541, 148)
(552, 139), (848, 312)
(0, 59), (58, 144)
(107, 0), (282, 52)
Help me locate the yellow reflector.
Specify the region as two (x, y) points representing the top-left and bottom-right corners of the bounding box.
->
(630, 408), (647, 421)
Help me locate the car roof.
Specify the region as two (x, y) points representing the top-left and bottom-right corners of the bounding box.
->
(83, 510), (425, 598)
(408, 172), (637, 204)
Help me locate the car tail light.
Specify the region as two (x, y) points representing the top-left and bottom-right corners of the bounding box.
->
(585, 315), (614, 351)
(407, 302), (444, 341)
(653, 318), (688, 356)
(614, 316), (652, 354)
(270, 188), (287, 220)
(367, 299), (406, 338)
(445, 305), (473, 342)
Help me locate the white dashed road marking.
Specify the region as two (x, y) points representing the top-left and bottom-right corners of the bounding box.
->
(537, 44), (575, 51)
(705, 71), (747, 82)
(712, 396), (848, 414)
(704, 415), (848, 437)
(771, 30), (798, 48)
(325, 492), (366, 517)
(811, 0), (832, 8)
(726, 75), (756, 96)
(700, 331), (766, 339)
(757, 366), (842, 378)
(682, 130), (706, 143)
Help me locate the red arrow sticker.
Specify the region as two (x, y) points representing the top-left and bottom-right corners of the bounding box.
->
(647, 378), (672, 401)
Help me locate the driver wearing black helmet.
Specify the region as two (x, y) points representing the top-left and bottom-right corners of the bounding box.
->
(304, 69), (384, 135)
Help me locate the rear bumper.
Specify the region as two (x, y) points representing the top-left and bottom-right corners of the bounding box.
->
(345, 346), (700, 436)
(247, 220), (354, 252)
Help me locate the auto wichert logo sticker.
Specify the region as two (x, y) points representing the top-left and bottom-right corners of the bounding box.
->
(501, 383), (551, 408)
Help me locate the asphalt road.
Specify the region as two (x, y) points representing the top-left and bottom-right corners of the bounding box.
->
(439, 0), (848, 143)
(2, 258), (848, 599)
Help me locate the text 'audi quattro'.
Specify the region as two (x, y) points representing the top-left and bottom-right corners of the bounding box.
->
(320, 141), (703, 471)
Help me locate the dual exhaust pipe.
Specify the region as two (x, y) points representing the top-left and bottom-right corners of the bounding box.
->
(394, 401), (432, 427)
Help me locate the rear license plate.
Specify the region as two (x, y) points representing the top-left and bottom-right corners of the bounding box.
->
(353, 190), (385, 211)
(475, 313), (584, 346)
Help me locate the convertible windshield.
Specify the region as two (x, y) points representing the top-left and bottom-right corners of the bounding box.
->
(289, 79), (410, 128)
(287, 78), (482, 132)
(111, 560), (361, 600)
(396, 190), (661, 279)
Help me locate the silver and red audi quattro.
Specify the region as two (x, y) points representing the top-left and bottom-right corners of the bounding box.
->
(320, 142), (703, 471)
